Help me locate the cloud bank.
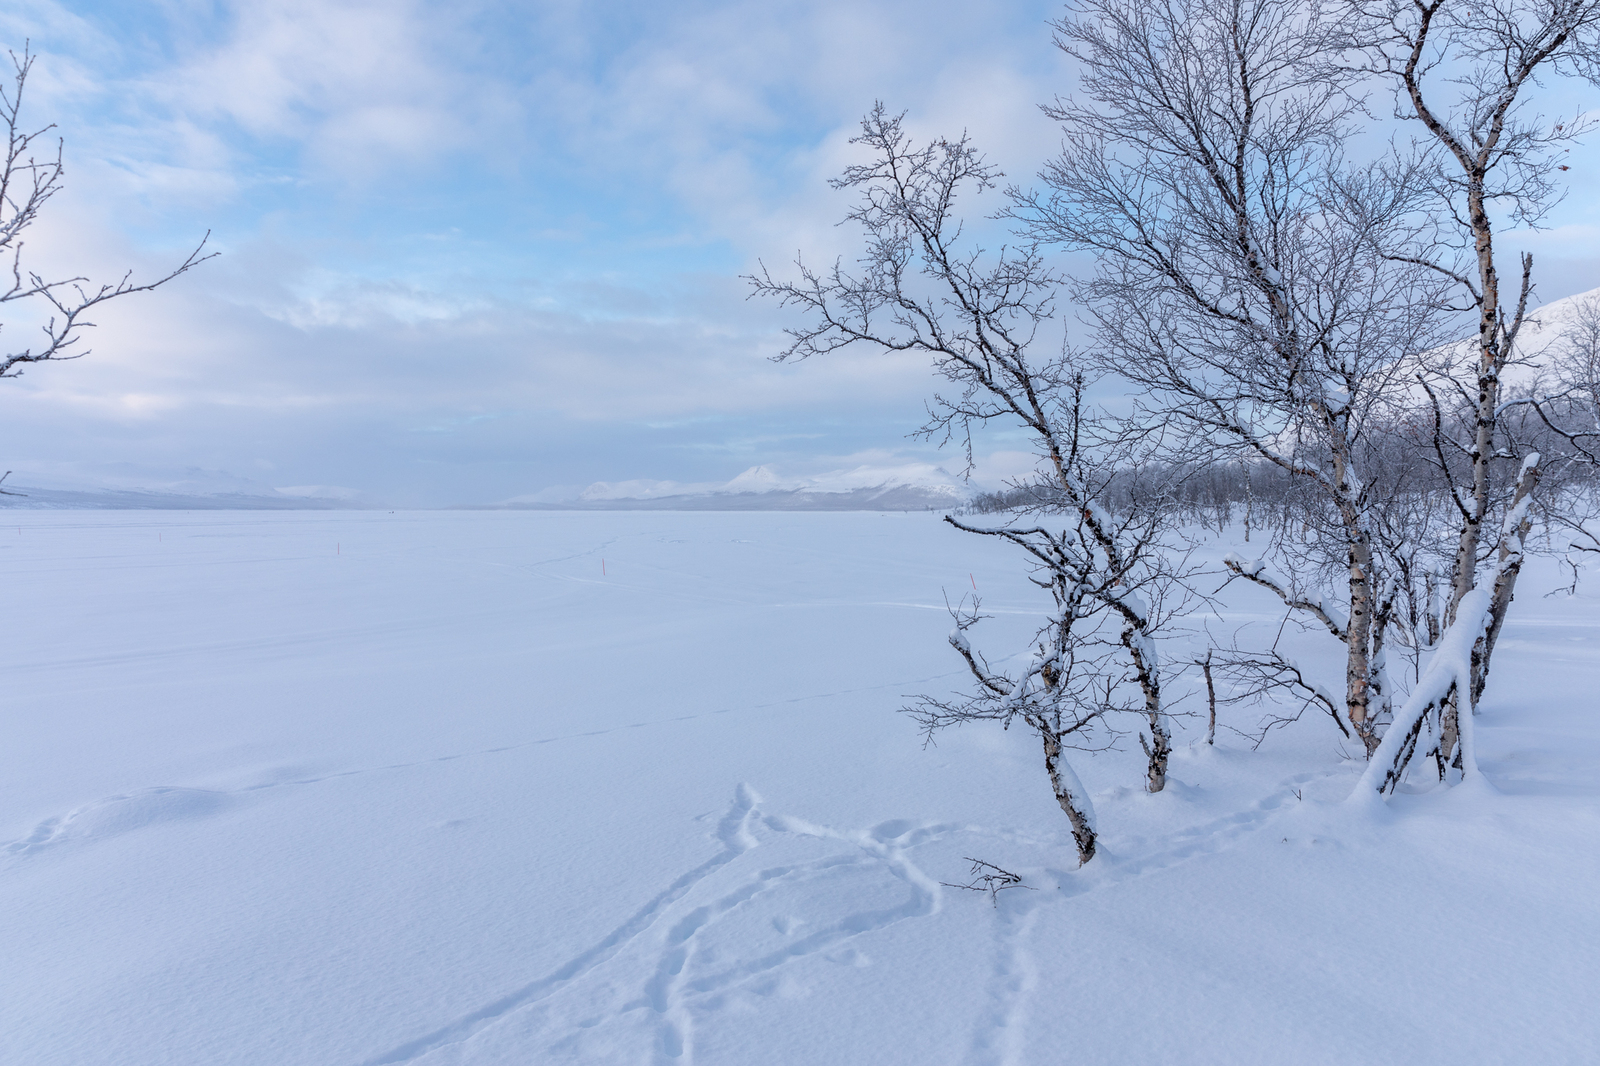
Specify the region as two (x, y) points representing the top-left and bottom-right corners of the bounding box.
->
(0, 1), (1593, 505)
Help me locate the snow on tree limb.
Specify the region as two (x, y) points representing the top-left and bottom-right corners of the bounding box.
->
(1223, 553), (1351, 642)
(1353, 587), (1493, 798)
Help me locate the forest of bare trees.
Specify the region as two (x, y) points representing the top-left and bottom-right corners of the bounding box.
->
(753, 0), (1600, 859)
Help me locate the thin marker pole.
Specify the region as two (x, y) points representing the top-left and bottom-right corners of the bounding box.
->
(970, 573), (977, 590)
(602, 558), (606, 576)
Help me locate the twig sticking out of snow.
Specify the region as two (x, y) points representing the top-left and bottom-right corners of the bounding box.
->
(941, 858), (1035, 908)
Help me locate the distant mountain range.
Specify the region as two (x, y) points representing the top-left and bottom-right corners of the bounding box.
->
(0, 461), (973, 511)
(0, 464), (363, 510)
(490, 464), (973, 511)
(0, 487), (346, 510)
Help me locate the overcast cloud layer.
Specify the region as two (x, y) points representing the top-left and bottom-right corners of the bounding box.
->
(0, 0), (1596, 506)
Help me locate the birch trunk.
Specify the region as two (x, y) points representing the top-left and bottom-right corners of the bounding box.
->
(1330, 430), (1382, 754)
(1475, 456), (1540, 702)
(1125, 626), (1169, 792)
(1042, 730), (1097, 863)
(1444, 181), (1503, 626)
(1345, 529), (1379, 754)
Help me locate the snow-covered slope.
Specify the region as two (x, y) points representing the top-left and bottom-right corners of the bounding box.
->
(1, 512), (1596, 1065)
(1509, 283), (1600, 359)
(1431, 282), (1600, 385)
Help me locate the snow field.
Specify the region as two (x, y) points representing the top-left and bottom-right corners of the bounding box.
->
(1, 510), (1597, 1064)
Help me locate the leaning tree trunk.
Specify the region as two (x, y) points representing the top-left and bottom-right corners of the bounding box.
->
(1438, 454), (1541, 770)
(1041, 728), (1097, 863)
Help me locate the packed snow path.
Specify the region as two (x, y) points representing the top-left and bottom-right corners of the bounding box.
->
(2, 512), (1596, 1064)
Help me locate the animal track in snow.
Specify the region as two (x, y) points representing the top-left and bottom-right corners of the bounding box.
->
(359, 788), (957, 1066)
(4, 761), (1362, 1065)
(954, 767), (1357, 1065)
(358, 784), (765, 1065)
(963, 895), (1040, 1066)
(351, 769), (1340, 1065)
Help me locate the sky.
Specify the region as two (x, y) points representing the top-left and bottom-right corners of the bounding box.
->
(0, 0), (1597, 507)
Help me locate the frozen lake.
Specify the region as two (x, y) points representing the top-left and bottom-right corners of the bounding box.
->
(2, 510), (1597, 1064)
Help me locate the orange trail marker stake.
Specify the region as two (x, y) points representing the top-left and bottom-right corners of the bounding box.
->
(970, 573), (977, 590)
(602, 558), (606, 576)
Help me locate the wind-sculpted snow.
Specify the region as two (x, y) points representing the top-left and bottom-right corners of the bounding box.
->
(5, 787), (239, 855)
(1, 511), (1597, 1064)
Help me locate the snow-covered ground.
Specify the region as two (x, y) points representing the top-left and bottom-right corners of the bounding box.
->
(2, 511), (1596, 1065)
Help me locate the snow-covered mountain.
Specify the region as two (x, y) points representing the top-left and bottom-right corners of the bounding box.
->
(499, 463), (974, 511)
(1510, 283), (1600, 353)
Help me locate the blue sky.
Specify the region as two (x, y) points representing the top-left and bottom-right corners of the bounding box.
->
(0, 0), (1597, 506)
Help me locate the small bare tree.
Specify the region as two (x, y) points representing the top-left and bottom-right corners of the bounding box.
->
(912, 558), (1111, 864)
(1200, 627), (1354, 747)
(749, 107), (1193, 862)
(909, 420), (1192, 865)
(0, 46), (213, 384)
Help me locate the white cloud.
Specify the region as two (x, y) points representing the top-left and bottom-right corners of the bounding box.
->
(1, 1), (1597, 506)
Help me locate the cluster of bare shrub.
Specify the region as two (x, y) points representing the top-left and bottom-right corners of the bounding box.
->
(753, 0), (1600, 862)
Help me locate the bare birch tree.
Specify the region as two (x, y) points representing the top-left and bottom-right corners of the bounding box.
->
(1010, 0), (1451, 754)
(1348, 0), (1600, 776)
(0, 46), (213, 382)
(749, 108), (1192, 860)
